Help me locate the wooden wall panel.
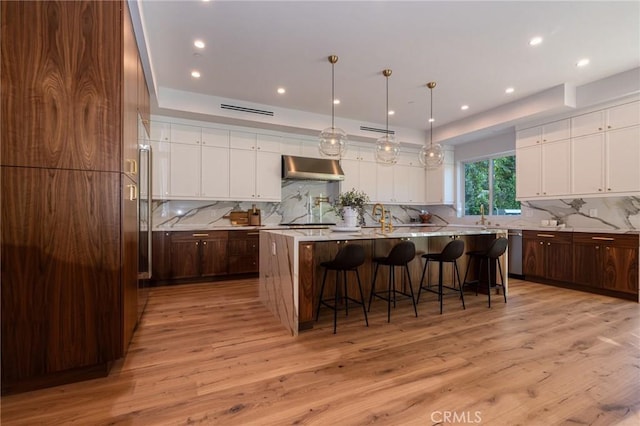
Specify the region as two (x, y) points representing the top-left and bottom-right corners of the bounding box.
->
(0, 1), (121, 171)
(1, 167), (122, 382)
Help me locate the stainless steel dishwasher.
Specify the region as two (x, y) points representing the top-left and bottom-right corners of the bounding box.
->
(508, 230), (523, 278)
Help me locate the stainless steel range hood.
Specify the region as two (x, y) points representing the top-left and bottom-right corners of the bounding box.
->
(281, 155), (345, 181)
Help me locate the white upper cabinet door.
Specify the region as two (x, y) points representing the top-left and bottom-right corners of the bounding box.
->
(516, 126), (541, 149)
(516, 145), (542, 198)
(542, 119), (570, 143)
(255, 151), (281, 200)
(300, 140), (322, 158)
(392, 164), (411, 203)
(340, 158), (359, 193)
(341, 145), (361, 161)
(150, 140), (170, 198)
(541, 139), (571, 197)
(571, 110), (605, 138)
(571, 133), (605, 195)
(149, 121), (170, 142)
(170, 143), (200, 197)
(409, 166), (426, 204)
(280, 137), (302, 156)
(231, 131), (257, 150)
(171, 123), (201, 145)
(606, 125), (640, 194)
(229, 148), (256, 198)
(201, 128), (229, 148)
(201, 145), (229, 198)
(376, 164), (394, 203)
(257, 134), (282, 153)
(607, 101), (640, 130)
(359, 160), (378, 201)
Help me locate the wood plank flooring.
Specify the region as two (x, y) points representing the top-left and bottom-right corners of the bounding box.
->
(2, 279), (639, 425)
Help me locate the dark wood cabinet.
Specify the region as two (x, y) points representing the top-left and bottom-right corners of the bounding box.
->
(1, 0), (148, 394)
(169, 231), (228, 280)
(573, 233), (638, 295)
(523, 231), (573, 282)
(228, 231), (260, 274)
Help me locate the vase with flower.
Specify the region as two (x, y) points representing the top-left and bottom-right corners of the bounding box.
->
(333, 188), (370, 227)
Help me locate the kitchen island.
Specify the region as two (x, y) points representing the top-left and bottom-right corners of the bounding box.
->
(259, 226), (507, 335)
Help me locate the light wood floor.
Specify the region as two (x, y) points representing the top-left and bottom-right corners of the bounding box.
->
(2, 278), (639, 425)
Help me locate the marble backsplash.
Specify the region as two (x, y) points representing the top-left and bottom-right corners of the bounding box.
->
(152, 180), (638, 231)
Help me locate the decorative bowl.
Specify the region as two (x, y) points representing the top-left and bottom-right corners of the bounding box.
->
(419, 213), (432, 223)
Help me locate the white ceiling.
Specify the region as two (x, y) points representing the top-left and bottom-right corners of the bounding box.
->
(138, 0), (640, 139)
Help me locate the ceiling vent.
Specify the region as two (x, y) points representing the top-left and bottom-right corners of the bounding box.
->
(360, 125), (395, 135)
(220, 104), (274, 116)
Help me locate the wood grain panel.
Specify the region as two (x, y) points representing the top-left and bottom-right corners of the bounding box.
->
(122, 0), (138, 181)
(169, 240), (200, 280)
(201, 235), (229, 276)
(298, 243), (316, 329)
(152, 231), (172, 281)
(1, 166), (121, 383)
(602, 246), (638, 294)
(1, 1), (122, 171)
(122, 174), (138, 350)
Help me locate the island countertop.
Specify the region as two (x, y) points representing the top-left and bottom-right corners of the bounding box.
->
(259, 226), (508, 335)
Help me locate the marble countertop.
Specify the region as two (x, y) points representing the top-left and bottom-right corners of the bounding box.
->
(262, 226), (507, 243)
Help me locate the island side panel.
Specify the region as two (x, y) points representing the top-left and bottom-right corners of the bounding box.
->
(298, 242), (315, 331)
(259, 232), (298, 335)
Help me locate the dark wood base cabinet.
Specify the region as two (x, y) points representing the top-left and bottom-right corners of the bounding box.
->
(523, 231), (638, 301)
(228, 231), (260, 274)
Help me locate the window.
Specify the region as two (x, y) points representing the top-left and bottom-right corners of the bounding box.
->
(464, 155), (520, 216)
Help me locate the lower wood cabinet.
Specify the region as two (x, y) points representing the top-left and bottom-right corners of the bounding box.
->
(523, 231), (573, 282)
(573, 233), (638, 295)
(169, 231), (228, 280)
(152, 229), (260, 282)
(228, 230), (260, 274)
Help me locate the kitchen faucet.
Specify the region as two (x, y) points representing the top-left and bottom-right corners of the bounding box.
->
(372, 203), (393, 233)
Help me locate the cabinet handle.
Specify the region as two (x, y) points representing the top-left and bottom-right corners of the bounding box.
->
(128, 184), (137, 201)
(607, 188), (611, 191)
(193, 233), (209, 237)
(127, 159), (138, 175)
(591, 237), (614, 241)
(598, 127), (602, 131)
(537, 234), (555, 238)
(195, 241), (199, 246)
(203, 241), (207, 245)
(598, 188), (602, 191)
(607, 125), (612, 129)
(539, 241), (544, 245)
(547, 242), (551, 246)
(595, 246), (599, 249)
(247, 232), (260, 236)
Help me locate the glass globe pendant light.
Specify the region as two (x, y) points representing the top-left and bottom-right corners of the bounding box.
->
(375, 69), (400, 164)
(419, 81), (444, 168)
(319, 55), (347, 157)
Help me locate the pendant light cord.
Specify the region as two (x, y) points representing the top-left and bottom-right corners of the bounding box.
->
(385, 75), (389, 136)
(429, 86), (433, 148)
(331, 62), (335, 130)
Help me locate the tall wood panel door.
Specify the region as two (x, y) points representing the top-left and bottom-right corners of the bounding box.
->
(1, 167), (122, 387)
(0, 1), (121, 172)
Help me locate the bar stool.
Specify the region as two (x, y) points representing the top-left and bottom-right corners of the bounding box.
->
(316, 243), (368, 334)
(368, 240), (418, 322)
(417, 239), (465, 314)
(462, 237), (508, 308)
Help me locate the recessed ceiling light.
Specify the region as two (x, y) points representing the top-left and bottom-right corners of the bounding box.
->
(505, 87), (515, 94)
(333, 99), (340, 105)
(529, 36), (543, 46)
(461, 105), (469, 111)
(576, 58), (590, 67)
(194, 40), (205, 49)
(388, 110), (395, 116)
(191, 70), (201, 78)
(277, 87), (286, 94)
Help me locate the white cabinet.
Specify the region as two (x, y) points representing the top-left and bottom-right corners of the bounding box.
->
(516, 139), (571, 199)
(571, 101), (639, 138)
(340, 145), (377, 200)
(374, 152), (424, 204)
(229, 132), (281, 201)
(201, 146), (229, 198)
(571, 125), (640, 196)
(202, 128), (229, 148)
(516, 145), (542, 198)
(171, 123), (201, 145)
(571, 134), (604, 195)
(425, 150), (454, 205)
(516, 119), (570, 148)
(169, 143), (200, 197)
(149, 121), (170, 142)
(150, 140), (170, 198)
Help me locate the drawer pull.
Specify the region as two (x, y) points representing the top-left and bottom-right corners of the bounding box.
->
(192, 233), (209, 237)
(247, 232), (260, 236)
(537, 233), (555, 238)
(591, 236), (614, 241)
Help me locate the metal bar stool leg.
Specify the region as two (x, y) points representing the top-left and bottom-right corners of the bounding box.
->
(486, 258), (491, 308)
(368, 264), (380, 312)
(417, 257), (428, 304)
(343, 270), (349, 317)
(316, 268), (328, 321)
(498, 260), (507, 303)
(438, 260), (444, 314)
(405, 264), (418, 317)
(387, 266), (393, 323)
(334, 270), (339, 333)
(355, 269), (369, 326)
(454, 260), (465, 310)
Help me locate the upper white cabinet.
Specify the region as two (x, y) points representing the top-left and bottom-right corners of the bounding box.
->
(202, 128), (229, 148)
(375, 151), (425, 205)
(516, 138), (571, 199)
(516, 119), (570, 148)
(571, 126), (640, 196)
(171, 124), (201, 145)
(340, 145), (377, 200)
(425, 150), (454, 205)
(516, 145), (542, 198)
(150, 140), (170, 198)
(149, 121), (170, 142)
(229, 131), (281, 201)
(571, 101), (640, 138)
